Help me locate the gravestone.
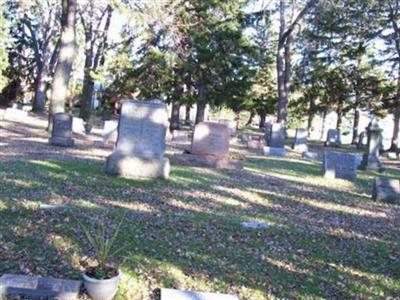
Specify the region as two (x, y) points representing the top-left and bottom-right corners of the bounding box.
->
(264, 122), (285, 148)
(323, 151), (357, 180)
(4, 107), (28, 121)
(357, 131), (368, 150)
(49, 113), (74, 147)
(106, 100), (170, 179)
(190, 122), (230, 158)
(247, 139), (264, 150)
(292, 128), (308, 152)
(325, 129), (341, 147)
(218, 119), (236, 136)
(302, 151), (319, 160)
(172, 130), (190, 143)
(161, 289), (239, 300)
(174, 122), (242, 169)
(373, 177), (400, 204)
(0, 274), (81, 300)
(72, 117), (85, 134)
(359, 119), (384, 172)
(263, 146), (285, 157)
(103, 120), (118, 146)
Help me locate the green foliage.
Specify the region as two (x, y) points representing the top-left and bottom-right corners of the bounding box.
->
(0, 1), (9, 92)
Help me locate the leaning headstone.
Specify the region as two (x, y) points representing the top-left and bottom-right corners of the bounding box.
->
(72, 117), (85, 134)
(263, 146), (285, 157)
(323, 151), (357, 180)
(0, 274), (81, 300)
(325, 129), (341, 147)
(359, 119), (384, 172)
(292, 128), (308, 152)
(373, 177), (400, 204)
(264, 122), (285, 148)
(49, 113), (74, 147)
(357, 131), (368, 150)
(219, 119), (236, 136)
(161, 288), (239, 300)
(4, 107), (28, 122)
(106, 100), (170, 179)
(103, 120), (118, 146)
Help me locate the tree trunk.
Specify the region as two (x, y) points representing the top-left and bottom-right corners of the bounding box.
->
(33, 64), (49, 113)
(389, 68), (400, 151)
(320, 108), (327, 141)
(276, 0), (287, 124)
(246, 109), (255, 126)
(49, 0), (76, 119)
(185, 105), (191, 125)
(351, 91), (361, 144)
(170, 100), (180, 131)
(307, 97), (315, 137)
(235, 111), (240, 130)
(259, 112), (266, 129)
(195, 82), (207, 124)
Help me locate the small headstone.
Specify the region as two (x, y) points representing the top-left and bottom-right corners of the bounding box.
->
(0, 274), (81, 300)
(292, 128), (308, 152)
(172, 130), (190, 143)
(4, 107), (28, 122)
(325, 129), (341, 147)
(247, 140), (264, 150)
(264, 122), (285, 148)
(241, 221), (269, 229)
(387, 152), (398, 160)
(49, 113), (74, 147)
(357, 131), (368, 150)
(302, 151), (319, 160)
(323, 151), (357, 180)
(161, 288), (239, 300)
(359, 119), (384, 172)
(190, 122), (230, 158)
(373, 177), (400, 204)
(103, 120), (118, 146)
(239, 133), (250, 142)
(106, 100), (170, 179)
(72, 117), (85, 134)
(218, 119), (236, 136)
(263, 146), (285, 157)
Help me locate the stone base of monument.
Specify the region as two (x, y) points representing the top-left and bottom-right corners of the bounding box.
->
(0, 274), (81, 300)
(106, 151), (170, 179)
(49, 136), (74, 147)
(172, 153), (243, 169)
(263, 146), (285, 157)
(161, 288), (239, 300)
(359, 154), (385, 172)
(373, 177), (400, 204)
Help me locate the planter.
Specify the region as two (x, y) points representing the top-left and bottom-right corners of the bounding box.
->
(82, 271), (120, 300)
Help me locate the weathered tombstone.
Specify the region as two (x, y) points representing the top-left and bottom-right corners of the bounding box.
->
(264, 122), (285, 148)
(190, 122), (230, 158)
(103, 120), (118, 146)
(373, 177), (400, 204)
(292, 128), (308, 152)
(4, 107), (28, 121)
(49, 113), (74, 147)
(173, 122), (242, 169)
(323, 151), (357, 180)
(357, 131), (368, 150)
(325, 129), (341, 147)
(219, 119), (236, 136)
(263, 146), (285, 157)
(161, 288), (239, 300)
(359, 119), (384, 172)
(106, 100), (170, 179)
(0, 274), (81, 300)
(72, 117), (85, 134)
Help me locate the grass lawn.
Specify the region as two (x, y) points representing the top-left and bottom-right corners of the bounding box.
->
(0, 149), (400, 299)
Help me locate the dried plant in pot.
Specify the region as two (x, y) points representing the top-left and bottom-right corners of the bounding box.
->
(78, 214), (125, 300)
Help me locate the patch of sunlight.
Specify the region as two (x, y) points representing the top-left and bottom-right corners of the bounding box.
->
(213, 186), (264, 207)
(240, 286), (273, 300)
(117, 271), (149, 300)
(3, 178), (41, 188)
(265, 256), (309, 275)
(75, 200), (102, 209)
(254, 188), (387, 219)
(0, 200), (7, 210)
(30, 160), (62, 170)
(168, 197), (206, 213)
(106, 200), (158, 213)
(327, 262), (398, 289)
(327, 228), (392, 244)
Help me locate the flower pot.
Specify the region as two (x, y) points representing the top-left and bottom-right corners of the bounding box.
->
(82, 271), (120, 300)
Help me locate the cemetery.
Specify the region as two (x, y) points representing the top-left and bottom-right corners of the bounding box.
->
(0, 0), (400, 300)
